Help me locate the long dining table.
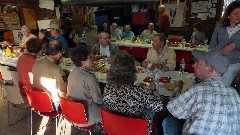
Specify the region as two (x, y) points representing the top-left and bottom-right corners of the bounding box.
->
(0, 53), (195, 97)
(112, 40), (209, 52)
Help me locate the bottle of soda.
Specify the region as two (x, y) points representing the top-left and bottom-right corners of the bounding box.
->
(179, 59), (185, 74)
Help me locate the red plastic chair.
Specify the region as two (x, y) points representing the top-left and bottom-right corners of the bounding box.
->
(132, 47), (149, 59)
(24, 86), (61, 135)
(59, 97), (95, 132)
(118, 46), (131, 54)
(100, 109), (156, 135)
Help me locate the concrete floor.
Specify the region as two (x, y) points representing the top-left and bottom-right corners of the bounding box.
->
(0, 90), (95, 135)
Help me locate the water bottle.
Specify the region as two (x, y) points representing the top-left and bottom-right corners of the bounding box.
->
(179, 59), (185, 74)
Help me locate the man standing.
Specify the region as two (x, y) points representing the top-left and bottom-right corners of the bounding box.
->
(167, 49), (240, 135)
(158, 5), (170, 37)
(142, 33), (176, 71)
(84, 25), (99, 51)
(140, 23), (158, 41)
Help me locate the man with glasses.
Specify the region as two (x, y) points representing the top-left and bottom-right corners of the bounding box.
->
(32, 40), (67, 110)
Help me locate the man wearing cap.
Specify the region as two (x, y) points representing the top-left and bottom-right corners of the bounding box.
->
(84, 25), (99, 51)
(140, 23), (157, 41)
(49, 19), (69, 51)
(110, 23), (122, 39)
(165, 49), (240, 134)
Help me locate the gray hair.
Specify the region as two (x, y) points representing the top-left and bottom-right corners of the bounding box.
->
(21, 25), (30, 32)
(124, 25), (131, 31)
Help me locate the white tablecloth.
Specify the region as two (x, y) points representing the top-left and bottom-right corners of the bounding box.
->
(112, 40), (208, 52)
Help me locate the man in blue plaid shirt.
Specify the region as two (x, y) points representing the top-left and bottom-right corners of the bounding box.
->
(167, 49), (240, 135)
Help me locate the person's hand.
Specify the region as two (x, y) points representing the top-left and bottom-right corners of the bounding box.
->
(149, 64), (157, 71)
(174, 80), (184, 89)
(161, 64), (169, 71)
(142, 60), (148, 68)
(222, 42), (235, 54)
(150, 82), (160, 97)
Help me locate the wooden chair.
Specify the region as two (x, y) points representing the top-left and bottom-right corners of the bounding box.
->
(100, 109), (156, 135)
(59, 97), (95, 134)
(24, 86), (61, 135)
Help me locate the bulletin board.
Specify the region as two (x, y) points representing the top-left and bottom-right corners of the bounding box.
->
(190, 0), (217, 20)
(22, 8), (38, 29)
(0, 13), (21, 30)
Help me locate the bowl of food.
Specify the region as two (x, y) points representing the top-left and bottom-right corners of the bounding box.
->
(100, 68), (108, 73)
(164, 83), (176, 90)
(159, 77), (170, 83)
(143, 77), (154, 82)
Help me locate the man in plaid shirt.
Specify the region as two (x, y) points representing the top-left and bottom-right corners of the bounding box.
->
(167, 49), (240, 135)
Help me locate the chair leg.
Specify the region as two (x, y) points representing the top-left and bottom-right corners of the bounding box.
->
(30, 108), (33, 135)
(56, 116), (58, 135)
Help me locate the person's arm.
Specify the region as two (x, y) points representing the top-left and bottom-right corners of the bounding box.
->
(167, 88), (196, 119)
(139, 87), (163, 112)
(165, 48), (176, 71)
(209, 24), (220, 49)
(88, 75), (103, 105)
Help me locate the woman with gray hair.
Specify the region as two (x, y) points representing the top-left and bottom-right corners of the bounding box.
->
(103, 51), (163, 134)
(21, 25), (37, 44)
(110, 23), (122, 38)
(121, 25), (134, 39)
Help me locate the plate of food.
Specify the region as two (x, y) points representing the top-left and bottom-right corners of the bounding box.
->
(164, 83), (176, 90)
(100, 68), (108, 73)
(143, 77), (154, 82)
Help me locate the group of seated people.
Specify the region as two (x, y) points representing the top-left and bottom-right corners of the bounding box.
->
(94, 21), (158, 42)
(1, 11), (240, 133)
(11, 25), (240, 135)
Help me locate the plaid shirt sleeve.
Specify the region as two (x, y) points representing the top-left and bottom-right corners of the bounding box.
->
(167, 87), (197, 119)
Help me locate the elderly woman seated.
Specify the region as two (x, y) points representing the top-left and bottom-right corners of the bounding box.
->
(103, 52), (163, 134)
(121, 25), (135, 39)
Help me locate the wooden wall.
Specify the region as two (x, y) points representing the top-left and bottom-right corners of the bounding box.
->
(0, 0), (224, 41)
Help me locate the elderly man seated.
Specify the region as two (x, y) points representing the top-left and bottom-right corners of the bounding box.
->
(142, 33), (176, 71)
(92, 31), (118, 59)
(165, 49), (240, 135)
(110, 23), (122, 39)
(140, 23), (157, 41)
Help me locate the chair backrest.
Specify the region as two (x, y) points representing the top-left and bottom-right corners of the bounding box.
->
(0, 65), (13, 80)
(132, 47), (148, 59)
(59, 97), (87, 124)
(9, 70), (19, 86)
(23, 86), (54, 113)
(3, 85), (24, 104)
(100, 109), (149, 135)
